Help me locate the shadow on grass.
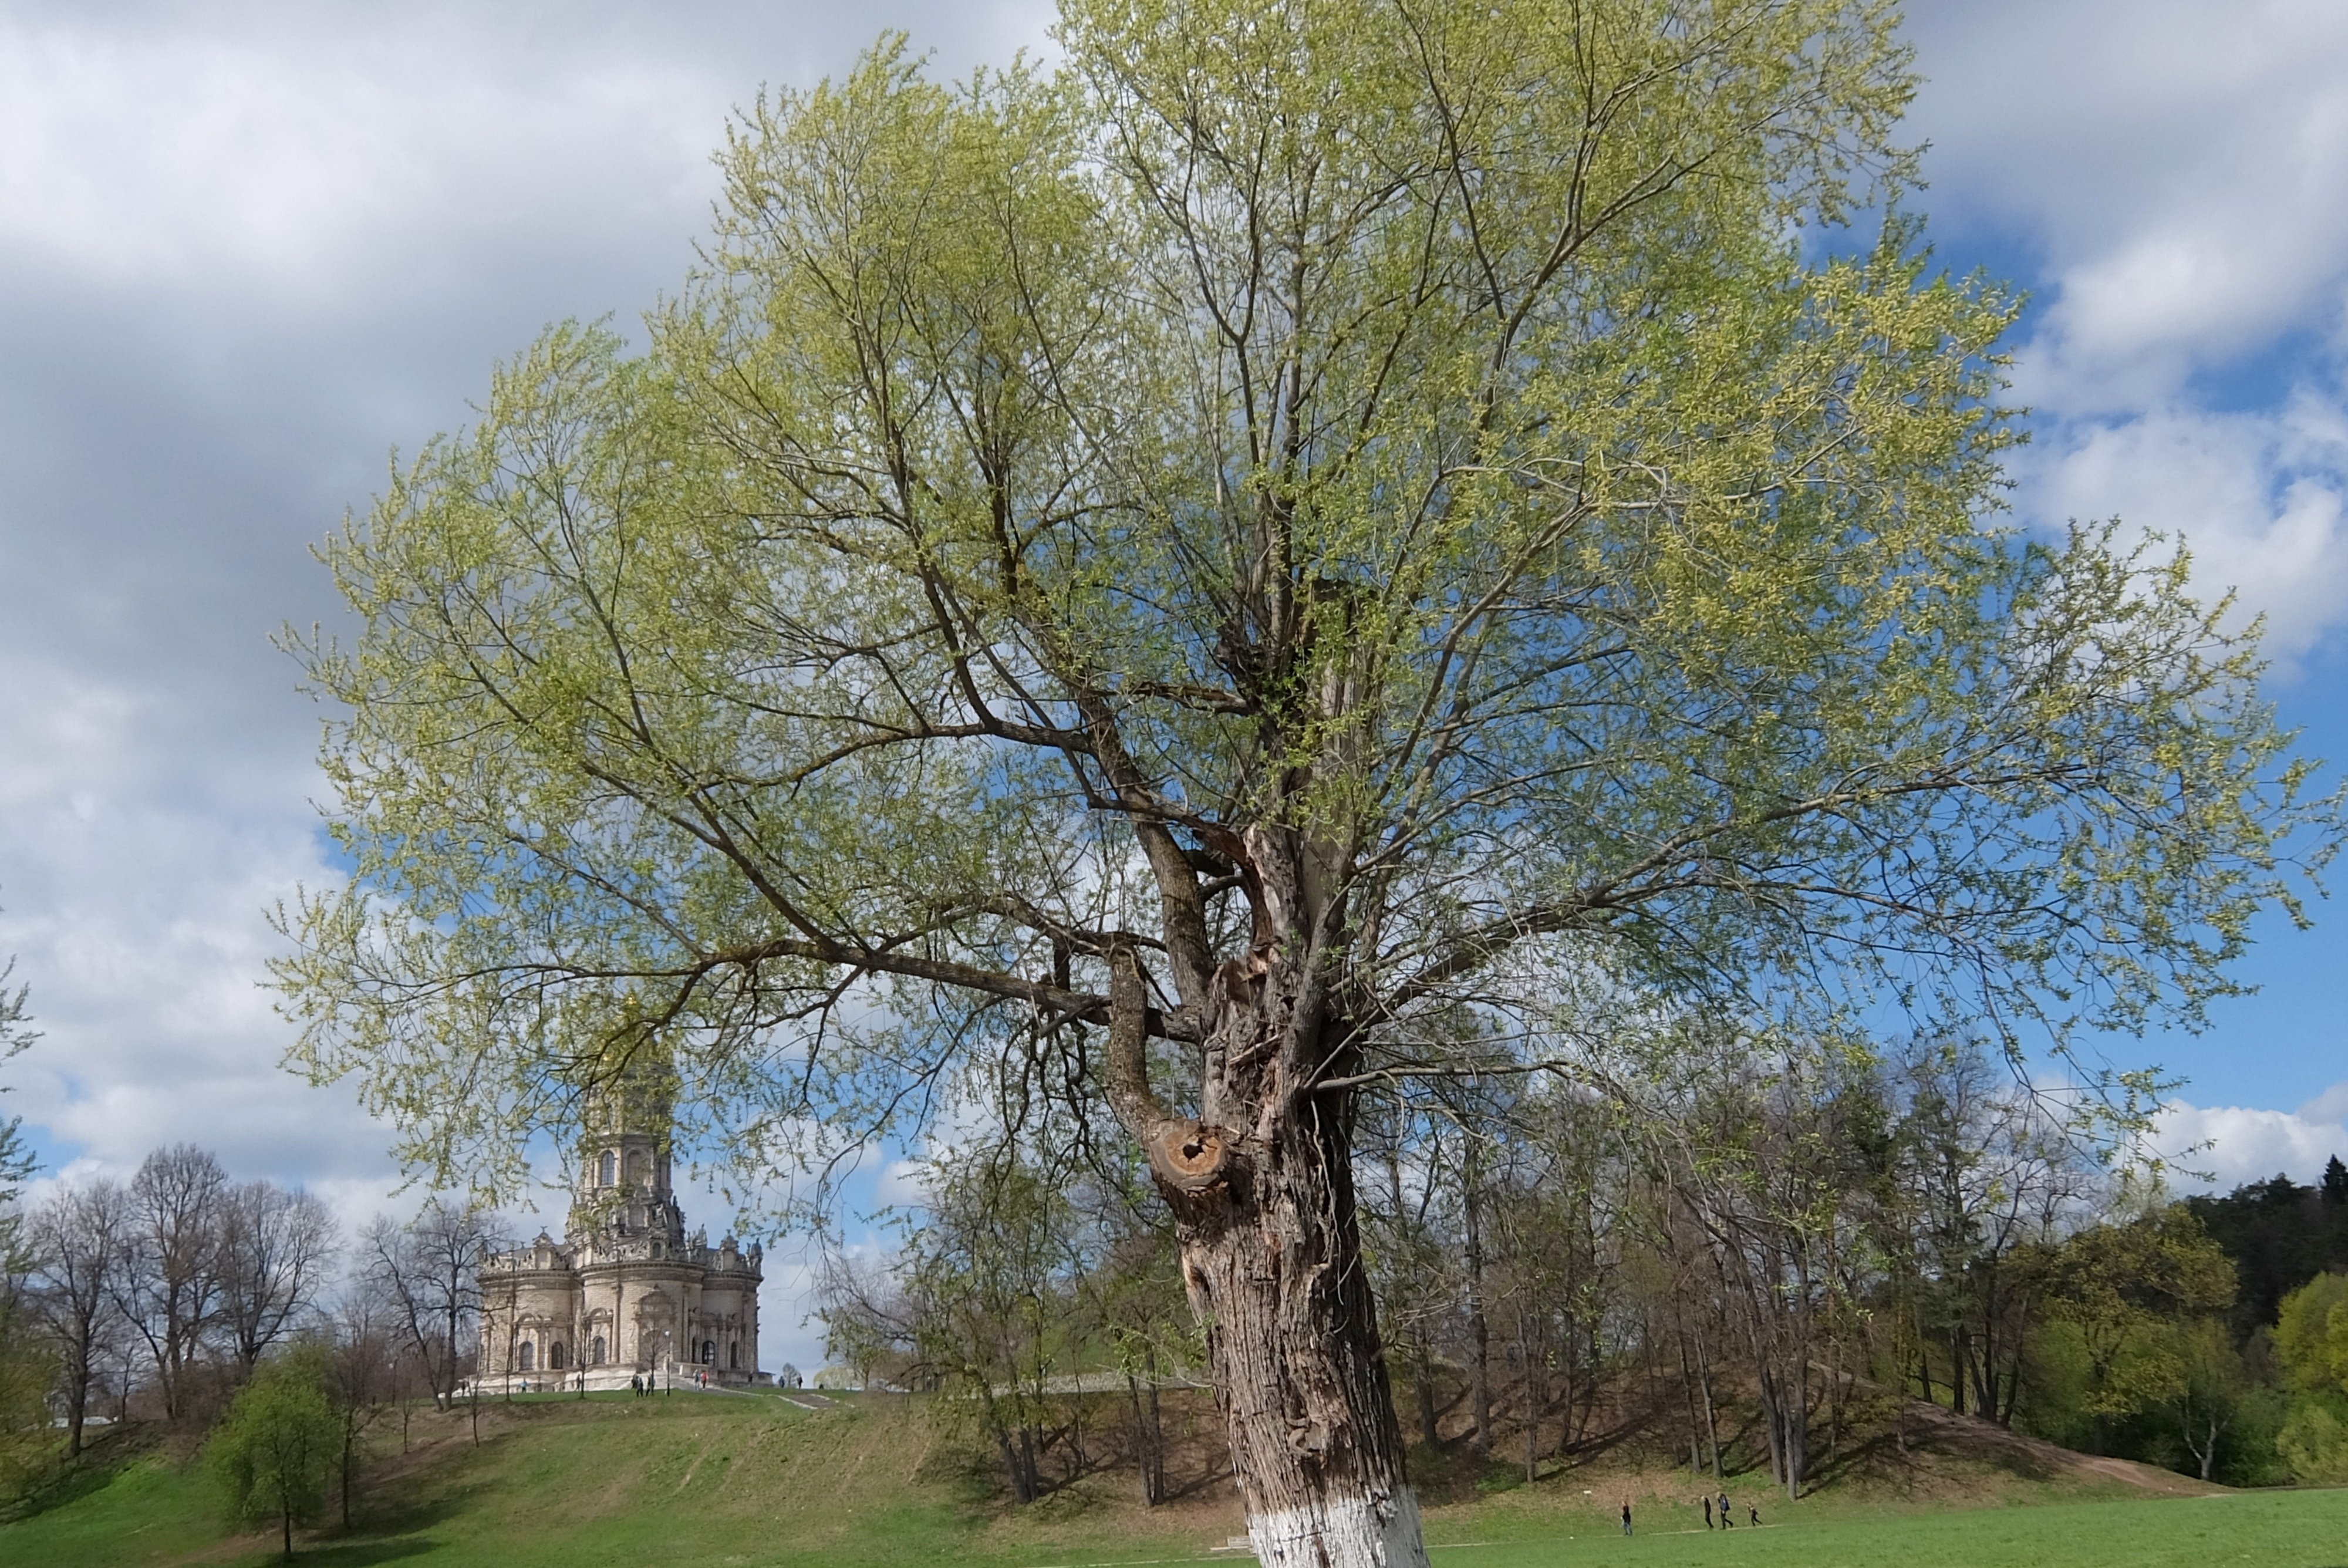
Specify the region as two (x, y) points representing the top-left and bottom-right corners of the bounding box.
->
(294, 1535), (439, 1566)
(345, 1456), (498, 1541)
(0, 1422), (166, 1524)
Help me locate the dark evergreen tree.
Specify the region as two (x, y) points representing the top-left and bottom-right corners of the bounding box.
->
(2186, 1174), (2348, 1338)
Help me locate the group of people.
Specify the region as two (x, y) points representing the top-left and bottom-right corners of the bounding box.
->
(1615, 1492), (1765, 1537)
(1701, 1491), (1760, 1530)
(626, 1368), (716, 1395)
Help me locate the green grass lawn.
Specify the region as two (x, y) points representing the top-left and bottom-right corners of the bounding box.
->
(6, 1390), (2344, 1568)
(1398, 1491), (2348, 1568)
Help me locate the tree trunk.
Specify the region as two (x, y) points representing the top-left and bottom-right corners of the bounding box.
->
(1168, 1112), (1425, 1567)
(1100, 847), (1429, 1567)
(983, 1386), (1038, 1504)
(1675, 1326), (1703, 1475)
(1519, 1313), (1541, 1483)
(1756, 1367), (1787, 1488)
(1146, 1377), (1166, 1502)
(1125, 1367), (1167, 1505)
(1691, 1323), (1722, 1479)
(1463, 1163), (1491, 1462)
(1783, 1358), (1808, 1502)
(1410, 1331), (1439, 1451)
(1972, 1294), (2000, 1419)
(1998, 1296), (2034, 1427)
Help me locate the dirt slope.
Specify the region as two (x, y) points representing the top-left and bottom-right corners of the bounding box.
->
(1894, 1400), (2223, 1497)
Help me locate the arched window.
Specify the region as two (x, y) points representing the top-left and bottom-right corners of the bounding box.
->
(517, 1340), (535, 1372)
(549, 1342), (568, 1370)
(625, 1148), (647, 1183)
(728, 1341), (739, 1370)
(701, 1340), (717, 1364)
(591, 1335), (606, 1365)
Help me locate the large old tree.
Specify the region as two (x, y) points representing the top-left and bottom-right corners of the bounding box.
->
(278, 3), (2333, 1562)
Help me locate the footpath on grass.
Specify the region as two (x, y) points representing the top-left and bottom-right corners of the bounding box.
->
(1, 1386), (2339, 1568)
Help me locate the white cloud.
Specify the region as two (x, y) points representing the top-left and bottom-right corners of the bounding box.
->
(873, 1156), (936, 1208)
(2155, 1082), (2348, 1192)
(0, 14), (718, 298)
(1904, 2), (2348, 650)
(1909, 1), (2348, 404)
(0, 645), (380, 1189)
(0, 1), (1053, 1220)
(2018, 389), (2348, 657)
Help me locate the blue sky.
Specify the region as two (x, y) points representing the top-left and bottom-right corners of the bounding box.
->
(3, 1), (2347, 1370)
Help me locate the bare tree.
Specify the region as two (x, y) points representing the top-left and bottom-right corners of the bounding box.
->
(1891, 1040), (2090, 1425)
(218, 1181), (339, 1375)
(322, 1284), (404, 1529)
(26, 1176), (131, 1454)
(116, 1144), (228, 1420)
(361, 1199), (492, 1412)
(0, 949), (38, 1333)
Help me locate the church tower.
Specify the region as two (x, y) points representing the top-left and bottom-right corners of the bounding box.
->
(475, 1068), (767, 1390)
(569, 1071), (690, 1251)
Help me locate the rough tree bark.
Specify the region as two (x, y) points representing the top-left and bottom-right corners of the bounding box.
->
(1102, 882), (1427, 1567)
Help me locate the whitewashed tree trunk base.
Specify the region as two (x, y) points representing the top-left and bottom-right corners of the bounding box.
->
(1247, 1487), (1430, 1568)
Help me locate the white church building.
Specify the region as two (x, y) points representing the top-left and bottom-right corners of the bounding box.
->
(474, 1081), (768, 1391)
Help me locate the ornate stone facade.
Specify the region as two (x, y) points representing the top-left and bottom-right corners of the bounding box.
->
(475, 1085), (767, 1390)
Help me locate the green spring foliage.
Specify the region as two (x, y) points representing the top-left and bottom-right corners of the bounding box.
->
(275, 1), (2336, 1212)
(205, 1346), (340, 1557)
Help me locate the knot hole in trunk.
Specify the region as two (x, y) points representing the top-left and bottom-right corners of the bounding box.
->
(1148, 1118), (1237, 1195)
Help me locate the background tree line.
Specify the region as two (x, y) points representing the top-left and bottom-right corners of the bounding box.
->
(826, 1033), (2348, 1505)
(0, 1140), (499, 1546)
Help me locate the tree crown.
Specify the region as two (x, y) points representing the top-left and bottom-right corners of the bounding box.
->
(278, 0), (2336, 1203)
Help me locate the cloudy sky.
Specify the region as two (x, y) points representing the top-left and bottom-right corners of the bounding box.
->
(4, 1), (2347, 1370)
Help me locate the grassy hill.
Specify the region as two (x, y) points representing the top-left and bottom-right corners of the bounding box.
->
(6, 1387), (2347, 1568)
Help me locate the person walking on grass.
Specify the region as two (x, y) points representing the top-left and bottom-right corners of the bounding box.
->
(1718, 1490), (1733, 1526)
(1703, 1495), (1713, 1529)
(1621, 1502), (1633, 1537)
(1748, 1505), (1761, 1527)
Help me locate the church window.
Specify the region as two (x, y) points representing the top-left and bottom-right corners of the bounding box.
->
(591, 1334), (606, 1365)
(549, 1342), (568, 1370)
(599, 1149), (616, 1186)
(517, 1340), (535, 1372)
(729, 1341), (739, 1370)
(702, 1340), (717, 1364)
(626, 1148), (647, 1183)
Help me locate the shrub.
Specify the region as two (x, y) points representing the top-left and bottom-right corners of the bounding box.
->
(2276, 1391), (2348, 1484)
(204, 1345), (339, 1557)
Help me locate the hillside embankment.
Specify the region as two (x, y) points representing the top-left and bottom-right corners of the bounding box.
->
(0, 1385), (2262, 1568)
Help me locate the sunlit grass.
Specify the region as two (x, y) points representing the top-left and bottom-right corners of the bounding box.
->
(6, 1390), (2344, 1568)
